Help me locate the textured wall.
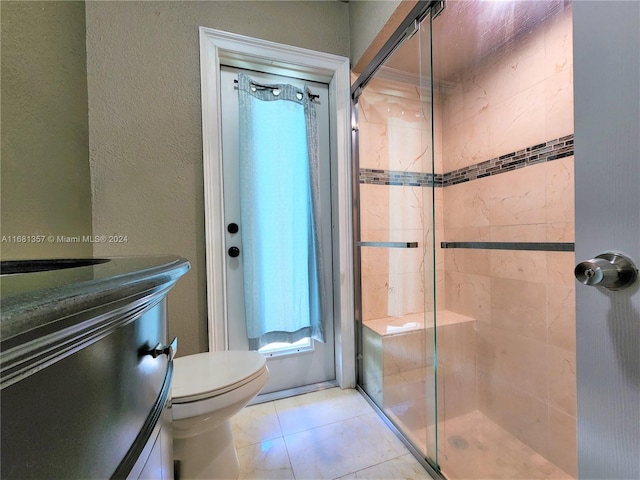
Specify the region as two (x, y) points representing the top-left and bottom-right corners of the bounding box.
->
(349, 0), (400, 69)
(1, 1), (92, 259)
(85, 1), (350, 355)
(349, 0), (417, 73)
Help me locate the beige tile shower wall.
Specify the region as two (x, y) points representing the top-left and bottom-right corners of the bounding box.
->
(441, 6), (574, 170)
(358, 79), (430, 172)
(360, 183), (426, 320)
(438, 5), (576, 477)
(358, 78), (434, 320)
(436, 321), (477, 421)
(433, 99), (446, 312)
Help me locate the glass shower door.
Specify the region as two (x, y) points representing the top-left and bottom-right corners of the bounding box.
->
(355, 11), (438, 466)
(431, 2), (576, 479)
(356, 2), (577, 478)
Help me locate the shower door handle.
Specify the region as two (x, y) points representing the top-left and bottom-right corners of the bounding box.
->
(357, 241), (419, 248)
(574, 252), (637, 290)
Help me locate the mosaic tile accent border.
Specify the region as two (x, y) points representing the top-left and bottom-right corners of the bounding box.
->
(359, 134), (574, 187)
(358, 169), (437, 187)
(441, 134), (574, 187)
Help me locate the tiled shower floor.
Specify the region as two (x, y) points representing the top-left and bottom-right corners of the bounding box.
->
(387, 395), (574, 480)
(433, 411), (574, 480)
(396, 410), (574, 480)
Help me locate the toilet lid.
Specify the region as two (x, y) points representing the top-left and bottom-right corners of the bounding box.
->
(172, 351), (267, 403)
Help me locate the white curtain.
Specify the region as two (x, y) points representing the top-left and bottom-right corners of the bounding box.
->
(237, 73), (326, 350)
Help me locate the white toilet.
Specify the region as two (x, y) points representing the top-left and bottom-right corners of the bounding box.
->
(172, 351), (269, 479)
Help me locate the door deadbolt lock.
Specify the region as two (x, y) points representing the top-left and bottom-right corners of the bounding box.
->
(574, 252), (638, 290)
(227, 223), (239, 234)
(228, 246), (240, 258)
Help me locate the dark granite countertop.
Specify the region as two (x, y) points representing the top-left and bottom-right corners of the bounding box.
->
(0, 255), (190, 348)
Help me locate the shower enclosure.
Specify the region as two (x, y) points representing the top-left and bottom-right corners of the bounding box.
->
(354, 2), (576, 478)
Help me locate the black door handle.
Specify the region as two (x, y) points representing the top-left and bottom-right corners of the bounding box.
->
(228, 246), (240, 258)
(227, 223), (239, 234)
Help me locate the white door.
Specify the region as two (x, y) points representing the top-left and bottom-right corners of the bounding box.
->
(574, 2), (640, 478)
(219, 66), (336, 395)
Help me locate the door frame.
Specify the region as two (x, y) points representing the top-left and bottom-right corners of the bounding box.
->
(199, 27), (355, 388)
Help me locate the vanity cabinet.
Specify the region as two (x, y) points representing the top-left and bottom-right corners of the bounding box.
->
(0, 256), (190, 479)
(132, 396), (173, 480)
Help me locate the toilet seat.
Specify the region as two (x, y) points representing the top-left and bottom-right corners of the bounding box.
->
(171, 350), (269, 478)
(172, 351), (267, 404)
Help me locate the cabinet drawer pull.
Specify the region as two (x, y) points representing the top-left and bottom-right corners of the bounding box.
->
(147, 337), (178, 361)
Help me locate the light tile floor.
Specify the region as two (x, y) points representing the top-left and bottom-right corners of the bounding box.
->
(231, 387), (435, 480)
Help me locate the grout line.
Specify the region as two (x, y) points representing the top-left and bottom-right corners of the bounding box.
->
(278, 426), (296, 480)
(273, 391), (379, 480)
(266, 400), (296, 478)
(236, 389), (436, 479)
(278, 407), (377, 440)
(333, 452), (432, 480)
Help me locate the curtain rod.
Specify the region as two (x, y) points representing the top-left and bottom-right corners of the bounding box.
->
(233, 79), (319, 101)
